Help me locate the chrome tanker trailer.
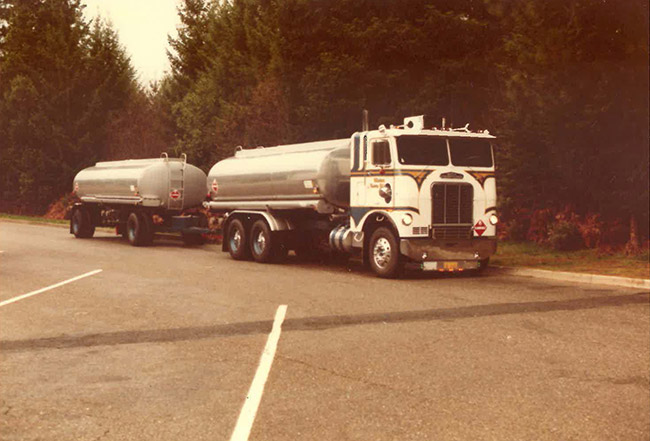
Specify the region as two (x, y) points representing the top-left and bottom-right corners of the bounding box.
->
(70, 154), (208, 246)
(205, 116), (498, 278)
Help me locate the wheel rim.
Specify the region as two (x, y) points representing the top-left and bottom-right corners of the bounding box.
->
(128, 222), (136, 242)
(72, 213), (80, 234)
(253, 230), (266, 255)
(372, 237), (392, 269)
(230, 228), (241, 252)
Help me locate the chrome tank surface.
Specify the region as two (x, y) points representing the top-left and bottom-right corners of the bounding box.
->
(207, 139), (351, 209)
(73, 157), (207, 210)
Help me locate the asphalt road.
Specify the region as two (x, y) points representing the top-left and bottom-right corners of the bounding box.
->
(1, 221), (648, 441)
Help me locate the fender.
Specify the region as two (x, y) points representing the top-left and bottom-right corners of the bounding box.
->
(225, 210), (295, 232)
(354, 209), (400, 233)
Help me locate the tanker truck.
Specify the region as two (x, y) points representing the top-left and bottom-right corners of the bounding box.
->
(205, 116), (498, 278)
(70, 153), (209, 246)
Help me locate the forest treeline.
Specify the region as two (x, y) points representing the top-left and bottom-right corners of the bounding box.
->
(0, 0), (648, 249)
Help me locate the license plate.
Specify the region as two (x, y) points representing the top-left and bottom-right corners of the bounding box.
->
(443, 261), (459, 270)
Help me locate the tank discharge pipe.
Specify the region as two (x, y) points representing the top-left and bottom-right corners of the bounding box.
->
(328, 224), (354, 253)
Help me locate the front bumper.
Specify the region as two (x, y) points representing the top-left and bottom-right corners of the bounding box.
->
(399, 237), (497, 264)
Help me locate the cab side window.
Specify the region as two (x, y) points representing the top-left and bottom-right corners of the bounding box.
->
(372, 140), (391, 166)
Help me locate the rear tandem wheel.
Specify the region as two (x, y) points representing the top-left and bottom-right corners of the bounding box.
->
(249, 219), (287, 263)
(226, 218), (250, 260)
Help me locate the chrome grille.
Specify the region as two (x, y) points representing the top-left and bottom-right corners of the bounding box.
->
(432, 183), (473, 238)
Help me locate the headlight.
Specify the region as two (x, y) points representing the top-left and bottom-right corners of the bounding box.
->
(402, 213), (413, 226)
(489, 214), (499, 225)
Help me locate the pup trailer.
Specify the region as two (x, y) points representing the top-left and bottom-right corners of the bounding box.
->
(205, 116), (498, 278)
(70, 154), (209, 246)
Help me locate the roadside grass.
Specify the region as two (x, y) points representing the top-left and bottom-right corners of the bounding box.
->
(0, 213), (68, 226)
(493, 241), (650, 279)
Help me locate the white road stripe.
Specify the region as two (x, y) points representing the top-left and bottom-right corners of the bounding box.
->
(230, 304), (288, 441)
(0, 269), (102, 308)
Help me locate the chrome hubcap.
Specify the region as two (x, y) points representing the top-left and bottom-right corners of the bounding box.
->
(254, 230), (266, 254)
(231, 229), (241, 251)
(128, 225), (136, 241)
(373, 237), (392, 268)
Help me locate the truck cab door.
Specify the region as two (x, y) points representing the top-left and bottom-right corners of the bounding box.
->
(365, 138), (395, 208)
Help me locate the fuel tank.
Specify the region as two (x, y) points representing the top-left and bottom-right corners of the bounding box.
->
(207, 139), (351, 210)
(73, 155), (207, 211)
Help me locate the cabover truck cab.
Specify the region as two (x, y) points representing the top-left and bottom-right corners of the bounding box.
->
(206, 116), (497, 278)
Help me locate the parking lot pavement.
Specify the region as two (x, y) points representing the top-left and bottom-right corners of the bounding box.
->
(1, 221), (649, 441)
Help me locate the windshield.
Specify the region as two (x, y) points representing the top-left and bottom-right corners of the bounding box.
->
(449, 138), (493, 167)
(397, 136), (448, 165)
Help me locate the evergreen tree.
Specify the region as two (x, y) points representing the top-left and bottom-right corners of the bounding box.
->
(0, 0), (141, 213)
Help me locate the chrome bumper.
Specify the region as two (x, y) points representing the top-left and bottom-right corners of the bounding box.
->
(399, 237), (497, 263)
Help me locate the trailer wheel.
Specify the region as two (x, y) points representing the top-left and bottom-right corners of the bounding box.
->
(126, 212), (150, 246)
(139, 213), (155, 245)
(227, 218), (250, 260)
(368, 227), (401, 278)
(71, 207), (95, 239)
(250, 220), (276, 263)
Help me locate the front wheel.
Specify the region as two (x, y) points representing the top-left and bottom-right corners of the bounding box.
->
(368, 227), (401, 278)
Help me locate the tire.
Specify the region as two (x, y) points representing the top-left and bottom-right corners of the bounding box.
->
(368, 227), (401, 278)
(249, 219), (276, 263)
(71, 207), (95, 238)
(139, 213), (155, 245)
(227, 218), (250, 260)
(126, 212), (150, 246)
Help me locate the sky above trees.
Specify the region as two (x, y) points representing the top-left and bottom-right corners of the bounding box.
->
(81, 0), (181, 84)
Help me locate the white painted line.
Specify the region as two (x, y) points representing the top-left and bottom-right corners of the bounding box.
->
(0, 269), (102, 308)
(230, 304), (288, 441)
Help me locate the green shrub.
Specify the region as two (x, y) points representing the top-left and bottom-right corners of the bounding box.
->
(504, 217), (529, 241)
(548, 221), (585, 251)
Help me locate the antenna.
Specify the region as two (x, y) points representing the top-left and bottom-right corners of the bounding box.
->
(362, 109), (369, 131)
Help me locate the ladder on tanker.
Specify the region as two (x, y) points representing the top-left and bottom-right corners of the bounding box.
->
(166, 153), (186, 211)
